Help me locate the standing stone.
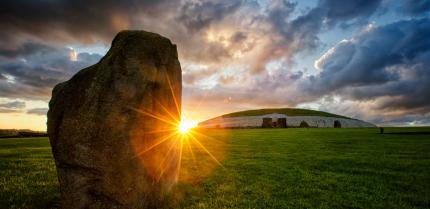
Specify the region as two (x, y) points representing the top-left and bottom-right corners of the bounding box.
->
(48, 31), (182, 209)
(262, 118), (272, 128)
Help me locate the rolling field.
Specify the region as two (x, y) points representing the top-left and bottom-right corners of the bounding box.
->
(1, 128), (430, 208)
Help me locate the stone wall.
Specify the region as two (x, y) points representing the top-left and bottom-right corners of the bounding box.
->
(198, 113), (375, 128)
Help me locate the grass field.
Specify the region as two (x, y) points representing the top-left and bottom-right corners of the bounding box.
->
(0, 137), (58, 209)
(1, 127), (429, 208)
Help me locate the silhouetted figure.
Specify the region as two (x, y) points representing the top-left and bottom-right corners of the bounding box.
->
(380, 127), (384, 134)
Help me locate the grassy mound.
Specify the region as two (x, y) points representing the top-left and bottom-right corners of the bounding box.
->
(221, 108), (350, 119)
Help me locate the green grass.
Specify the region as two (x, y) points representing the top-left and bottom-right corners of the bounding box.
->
(0, 137), (59, 209)
(220, 108), (350, 119)
(1, 128), (430, 208)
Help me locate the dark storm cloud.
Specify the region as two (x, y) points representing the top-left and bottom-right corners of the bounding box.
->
(0, 43), (52, 58)
(307, 18), (430, 113)
(0, 42), (102, 100)
(293, 0), (382, 41)
(401, 0), (430, 15)
(27, 108), (48, 116)
(0, 100), (25, 113)
(320, 0), (382, 24)
(177, 0), (244, 31)
(0, 0), (175, 46)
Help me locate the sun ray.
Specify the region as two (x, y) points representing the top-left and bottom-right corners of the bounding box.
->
(156, 136), (180, 181)
(128, 106), (178, 127)
(185, 135), (196, 161)
(189, 129), (225, 144)
(176, 134), (184, 179)
(156, 100), (180, 123)
(188, 133), (223, 167)
(133, 131), (178, 157)
(145, 127), (178, 134)
(165, 74), (181, 117)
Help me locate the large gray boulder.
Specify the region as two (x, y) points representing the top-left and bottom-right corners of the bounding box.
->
(48, 30), (182, 209)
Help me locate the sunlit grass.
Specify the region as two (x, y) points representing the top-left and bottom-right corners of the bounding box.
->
(1, 128), (430, 208)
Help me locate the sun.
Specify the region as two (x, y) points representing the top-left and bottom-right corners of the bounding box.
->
(178, 119), (197, 134)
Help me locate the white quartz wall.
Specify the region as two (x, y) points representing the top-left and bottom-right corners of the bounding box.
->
(198, 114), (375, 128)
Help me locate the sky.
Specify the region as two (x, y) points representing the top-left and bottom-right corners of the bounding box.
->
(0, 0), (430, 131)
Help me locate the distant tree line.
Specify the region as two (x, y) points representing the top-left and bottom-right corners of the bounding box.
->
(0, 129), (48, 138)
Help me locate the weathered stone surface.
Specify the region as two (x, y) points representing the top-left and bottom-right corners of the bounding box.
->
(48, 30), (182, 209)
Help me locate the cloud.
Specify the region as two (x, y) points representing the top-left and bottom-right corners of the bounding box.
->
(401, 0), (430, 15)
(0, 0), (386, 75)
(0, 101), (25, 109)
(0, 0), (428, 125)
(320, 0), (382, 24)
(183, 62), (306, 109)
(176, 0), (244, 32)
(0, 0), (176, 47)
(26, 108), (48, 116)
(184, 18), (430, 124)
(0, 42), (102, 100)
(247, 0), (383, 73)
(182, 0), (387, 105)
(378, 114), (430, 126)
(305, 18), (430, 116)
(0, 100), (25, 113)
(0, 42), (53, 58)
